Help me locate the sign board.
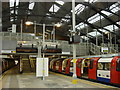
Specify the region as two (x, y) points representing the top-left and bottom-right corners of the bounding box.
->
(16, 47), (38, 53)
(1, 50), (16, 53)
(12, 24), (16, 33)
(101, 47), (108, 53)
(62, 52), (70, 54)
(36, 58), (49, 77)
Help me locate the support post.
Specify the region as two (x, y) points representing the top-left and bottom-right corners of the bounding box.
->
(72, 0), (77, 86)
(53, 25), (55, 42)
(42, 24), (45, 80)
(34, 21), (37, 35)
(21, 20), (23, 41)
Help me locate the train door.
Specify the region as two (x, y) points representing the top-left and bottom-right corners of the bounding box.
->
(62, 59), (69, 74)
(97, 58), (112, 83)
(81, 58), (90, 78)
(65, 59), (72, 75)
(88, 57), (100, 80)
(76, 58), (83, 77)
(69, 60), (73, 75)
(111, 56), (120, 85)
(59, 59), (65, 73)
(55, 60), (59, 71)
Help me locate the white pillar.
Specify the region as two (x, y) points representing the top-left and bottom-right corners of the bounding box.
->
(72, 0), (77, 86)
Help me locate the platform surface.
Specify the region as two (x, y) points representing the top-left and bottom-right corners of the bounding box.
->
(0, 67), (120, 89)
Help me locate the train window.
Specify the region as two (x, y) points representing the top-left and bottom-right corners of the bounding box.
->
(116, 59), (120, 71)
(104, 63), (111, 70)
(98, 63), (103, 70)
(70, 62), (73, 67)
(98, 63), (111, 70)
(90, 59), (94, 69)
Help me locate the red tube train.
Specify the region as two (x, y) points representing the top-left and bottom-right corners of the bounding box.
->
(50, 56), (120, 86)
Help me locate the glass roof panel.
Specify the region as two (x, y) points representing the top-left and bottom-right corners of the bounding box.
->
(104, 25), (118, 32)
(16, 0), (19, 6)
(88, 13), (104, 23)
(10, 0), (15, 7)
(110, 3), (119, 13)
(55, 0), (64, 5)
(84, 0), (98, 3)
(101, 10), (112, 16)
(117, 21), (120, 25)
(49, 4), (60, 12)
(88, 31), (101, 37)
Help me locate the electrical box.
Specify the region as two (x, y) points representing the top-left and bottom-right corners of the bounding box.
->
(69, 35), (80, 44)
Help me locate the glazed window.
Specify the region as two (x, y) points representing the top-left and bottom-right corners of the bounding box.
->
(90, 59), (94, 69)
(70, 62), (73, 67)
(98, 63), (111, 70)
(116, 58), (120, 71)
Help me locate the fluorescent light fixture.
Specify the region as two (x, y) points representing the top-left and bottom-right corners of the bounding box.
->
(49, 4), (60, 12)
(30, 34), (35, 36)
(10, 0), (15, 7)
(35, 37), (39, 39)
(25, 21), (33, 25)
(29, 2), (35, 10)
(55, 0), (64, 5)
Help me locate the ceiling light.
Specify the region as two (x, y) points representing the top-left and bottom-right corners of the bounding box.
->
(25, 21), (33, 25)
(55, 23), (62, 27)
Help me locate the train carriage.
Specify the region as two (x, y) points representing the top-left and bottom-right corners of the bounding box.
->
(50, 55), (120, 86)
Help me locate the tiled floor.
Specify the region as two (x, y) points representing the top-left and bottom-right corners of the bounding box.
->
(0, 66), (119, 89)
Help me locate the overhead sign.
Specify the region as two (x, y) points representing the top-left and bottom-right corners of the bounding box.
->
(1, 50), (16, 53)
(16, 47), (38, 53)
(101, 47), (108, 53)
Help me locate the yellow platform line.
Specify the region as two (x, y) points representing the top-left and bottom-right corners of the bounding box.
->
(0, 70), (10, 80)
(50, 72), (117, 88)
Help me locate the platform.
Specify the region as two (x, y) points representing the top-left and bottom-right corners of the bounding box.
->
(0, 66), (119, 89)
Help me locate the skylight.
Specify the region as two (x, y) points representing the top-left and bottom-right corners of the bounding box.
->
(55, 0), (64, 5)
(29, 2), (35, 10)
(88, 13), (104, 23)
(10, 0), (15, 7)
(75, 4), (85, 15)
(88, 31), (101, 37)
(99, 29), (108, 33)
(16, 0), (19, 6)
(75, 22), (88, 30)
(84, 0), (98, 3)
(117, 21), (120, 25)
(101, 10), (112, 16)
(49, 4), (60, 12)
(104, 25), (118, 32)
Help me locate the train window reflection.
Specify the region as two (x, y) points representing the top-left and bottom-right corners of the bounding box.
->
(116, 58), (120, 71)
(98, 63), (111, 70)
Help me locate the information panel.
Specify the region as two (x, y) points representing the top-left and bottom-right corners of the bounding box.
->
(36, 58), (49, 77)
